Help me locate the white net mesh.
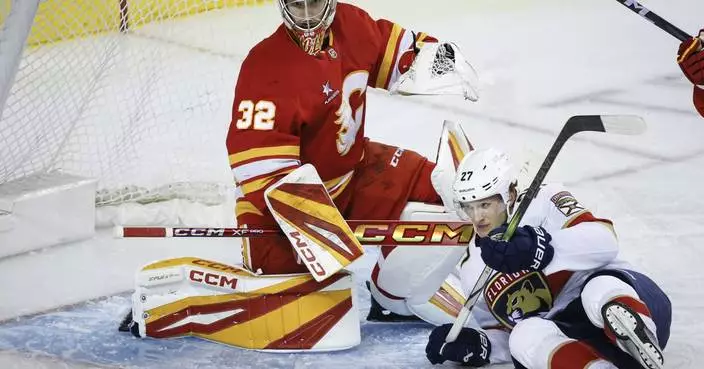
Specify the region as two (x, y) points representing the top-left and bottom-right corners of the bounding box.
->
(430, 43), (456, 77)
(392, 42), (479, 101)
(0, 0), (273, 213)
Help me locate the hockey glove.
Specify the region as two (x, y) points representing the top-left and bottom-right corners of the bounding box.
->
(426, 324), (491, 366)
(477, 225), (554, 274)
(678, 30), (704, 86)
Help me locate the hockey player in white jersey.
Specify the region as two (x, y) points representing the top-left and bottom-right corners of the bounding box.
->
(425, 148), (672, 369)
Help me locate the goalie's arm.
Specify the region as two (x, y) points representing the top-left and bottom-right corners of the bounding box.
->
(227, 57), (304, 272)
(352, 7), (477, 101)
(346, 6), (437, 91)
(227, 79), (302, 225)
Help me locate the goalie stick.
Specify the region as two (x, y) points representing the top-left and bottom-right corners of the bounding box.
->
(613, 0), (691, 42)
(444, 114), (647, 343)
(116, 221), (473, 246)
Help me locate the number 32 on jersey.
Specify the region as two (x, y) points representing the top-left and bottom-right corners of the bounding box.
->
(234, 70), (368, 156)
(236, 100), (276, 130)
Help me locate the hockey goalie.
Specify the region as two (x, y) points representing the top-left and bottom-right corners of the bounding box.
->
(122, 0), (480, 352)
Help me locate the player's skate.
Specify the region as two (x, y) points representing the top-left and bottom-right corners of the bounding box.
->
(602, 301), (664, 369)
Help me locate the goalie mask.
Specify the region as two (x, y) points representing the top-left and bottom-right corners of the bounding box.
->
(452, 148), (518, 222)
(278, 0), (337, 55)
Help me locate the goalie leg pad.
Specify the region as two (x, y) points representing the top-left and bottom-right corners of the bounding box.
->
(131, 257), (360, 352)
(406, 272), (466, 326)
(368, 274), (415, 317)
(431, 120), (475, 211)
(370, 202), (467, 324)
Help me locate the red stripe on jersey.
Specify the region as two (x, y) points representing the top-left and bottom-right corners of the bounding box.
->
(550, 340), (606, 369)
(547, 270), (574, 298)
(611, 296), (652, 318)
(565, 211), (613, 228)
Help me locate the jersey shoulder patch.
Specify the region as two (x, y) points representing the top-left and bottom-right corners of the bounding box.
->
(540, 183), (585, 218)
(549, 190), (585, 217)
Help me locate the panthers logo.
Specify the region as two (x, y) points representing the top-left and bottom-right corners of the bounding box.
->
(505, 280), (552, 324)
(484, 271), (554, 329)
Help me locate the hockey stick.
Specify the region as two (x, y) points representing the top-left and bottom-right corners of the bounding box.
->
(444, 115), (646, 343)
(116, 221), (474, 246)
(613, 0), (691, 42)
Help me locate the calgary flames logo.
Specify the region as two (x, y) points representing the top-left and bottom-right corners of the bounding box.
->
(335, 71), (368, 155)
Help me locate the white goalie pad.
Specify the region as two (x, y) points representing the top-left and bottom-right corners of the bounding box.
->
(132, 257), (360, 352)
(369, 121), (475, 324)
(431, 120), (475, 211)
(373, 202), (467, 320)
(391, 42), (480, 101)
(407, 272), (466, 326)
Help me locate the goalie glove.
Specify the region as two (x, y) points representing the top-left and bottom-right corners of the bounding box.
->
(391, 41), (480, 101)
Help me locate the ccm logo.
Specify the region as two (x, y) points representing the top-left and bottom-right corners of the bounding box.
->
(189, 270), (238, 289)
(390, 148), (404, 168)
(290, 231), (326, 277)
(174, 228), (224, 236)
(623, 0), (650, 16)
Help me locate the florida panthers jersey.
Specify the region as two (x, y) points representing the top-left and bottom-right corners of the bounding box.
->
(459, 183), (632, 363)
(226, 3), (436, 220)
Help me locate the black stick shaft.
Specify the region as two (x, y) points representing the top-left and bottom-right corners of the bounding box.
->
(444, 115), (643, 343)
(614, 0), (691, 41)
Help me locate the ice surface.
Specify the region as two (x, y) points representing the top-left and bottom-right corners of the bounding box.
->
(1, 0), (703, 367)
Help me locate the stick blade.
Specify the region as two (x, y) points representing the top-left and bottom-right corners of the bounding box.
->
(600, 115), (647, 135)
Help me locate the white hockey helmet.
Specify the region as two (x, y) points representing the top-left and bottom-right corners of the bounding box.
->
(452, 148), (518, 214)
(277, 0), (337, 55)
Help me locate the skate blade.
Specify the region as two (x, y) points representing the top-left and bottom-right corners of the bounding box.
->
(602, 302), (664, 369)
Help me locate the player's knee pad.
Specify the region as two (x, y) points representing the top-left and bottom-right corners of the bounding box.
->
(510, 318), (568, 368)
(581, 275), (639, 328)
(131, 257), (360, 352)
(511, 318), (619, 369)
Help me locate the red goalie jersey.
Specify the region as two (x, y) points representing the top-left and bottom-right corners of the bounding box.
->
(227, 3), (440, 274)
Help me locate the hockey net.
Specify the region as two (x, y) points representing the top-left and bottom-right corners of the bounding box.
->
(0, 0), (273, 226)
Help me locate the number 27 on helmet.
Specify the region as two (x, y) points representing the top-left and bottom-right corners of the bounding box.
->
(452, 148), (518, 223)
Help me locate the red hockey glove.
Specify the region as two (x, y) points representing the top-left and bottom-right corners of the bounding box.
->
(694, 85), (704, 118)
(678, 30), (704, 86)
